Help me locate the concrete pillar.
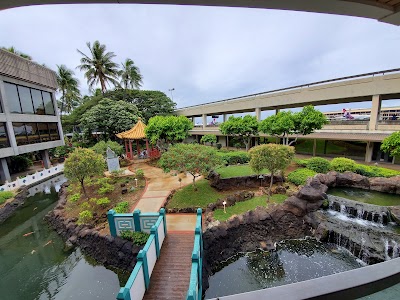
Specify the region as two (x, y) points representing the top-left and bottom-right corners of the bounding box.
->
(223, 114), (227, 122)
(226, 136), (229, 149)
(255, 107), (261, 121)
(369, 95), (381, 131)
(365, 142), (374, 163)
(192, 117), (195, 125)
(41, 149), (51, 169)
(202, 114), (207, 130)
(0, 158), (11, 183)
(313, 139), (317, 157)
(275, 108), (280, 115)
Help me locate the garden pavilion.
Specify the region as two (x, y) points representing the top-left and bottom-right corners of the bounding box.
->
(116, 117), (150, 160)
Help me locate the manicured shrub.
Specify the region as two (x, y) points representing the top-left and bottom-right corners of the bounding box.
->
(293, 158), (309, 167)
(287, 168), (317, 186)
(329, 157), (356, 173)
(10, 155), (33, 173)
(96, 177), (110, 186)
(114, 201), (130, 213)
(0, 191), (13, 204)
(96, 197), (111, 207)
(372, 167), (400, 178)
(216, 151), (250, 165)
(306, 157), (330, 174)
(91, 140), (123, 157)
(354, 164), (377, 177)
(80, 202), (91, 210)
(120, 231), (150, 245)
(135, 169), (144, 179)
(98, 183), (115, 195)
(68, 193), (81, 203)
(77, 210), (93, 225)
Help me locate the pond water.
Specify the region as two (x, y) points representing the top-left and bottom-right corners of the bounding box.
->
(0, 176), (127, 300)
(328, 187), (400, 206)
(205, 238), (364, 299)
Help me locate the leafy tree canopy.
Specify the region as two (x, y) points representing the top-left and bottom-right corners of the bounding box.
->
(91, 140), (124, 157)
(80, 98), (140, 141)
(200, 134), (217, 145)
(219, 115), (259, 151)
(259, 105), (327, 145)
(158, 144), (223, 188)
(64, 148), (105, 197)
(381, 131), (400, 157)
(145, 115), (193, 145)
(249, 144), (295, 199)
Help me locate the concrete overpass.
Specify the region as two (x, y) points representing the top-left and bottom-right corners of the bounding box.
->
(176, 68), (400, 162)
(1, 0), (400, 26)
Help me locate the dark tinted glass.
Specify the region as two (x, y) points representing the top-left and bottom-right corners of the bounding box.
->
(13, 122), (28, 146)
(48, 123), (60, 141)
(31, 89), (45, 115)
(42, 92), (55, 115)
(4, 83), (21, 113)
(0, 123), (10, 148)
(37, 123), (50, 142)
(17, 86), (34, 114)
(25, 123), (41, 144)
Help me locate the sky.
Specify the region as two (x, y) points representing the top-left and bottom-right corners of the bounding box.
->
(1, 3), (400, 114)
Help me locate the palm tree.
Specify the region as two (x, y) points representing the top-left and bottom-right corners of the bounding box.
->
(77, 41), (120, 94)
(56, 65), (81, 114)
(2, 46), (32, 60)
(120, 58), (143, 90)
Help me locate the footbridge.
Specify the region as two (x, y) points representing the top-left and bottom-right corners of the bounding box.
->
(176, 68), (400, 162)
(2, 0), (400, 26)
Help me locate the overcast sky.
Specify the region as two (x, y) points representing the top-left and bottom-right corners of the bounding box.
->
(1, 3), (400, 113)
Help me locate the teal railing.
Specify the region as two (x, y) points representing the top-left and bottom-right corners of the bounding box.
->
(186, 208), (203, 300)
(106, 208), (167, 300)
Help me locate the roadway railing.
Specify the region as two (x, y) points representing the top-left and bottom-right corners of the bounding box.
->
(186, 208), (203, 300)
(112, 208), (167, 300)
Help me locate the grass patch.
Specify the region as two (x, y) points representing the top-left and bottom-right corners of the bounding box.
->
(213, 194), (288, 222)
(167, 179), (230, 209)
(215, 165), (268, 179)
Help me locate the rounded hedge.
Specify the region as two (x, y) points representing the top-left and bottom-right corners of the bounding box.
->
(306, 157), (330, 174)
(329, 157), (356, 173)
(287, 168), (317, 186)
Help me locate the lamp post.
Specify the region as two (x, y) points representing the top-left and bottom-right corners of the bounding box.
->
(168, 88), (175, 101)
(259, 174), (264, 187)
(222, 201), (227, 213)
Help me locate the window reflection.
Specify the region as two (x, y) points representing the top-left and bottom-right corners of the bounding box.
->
(0, 123), (10, 148)
(17, 86), (34, 114)
(13, 122), (60, 146)
(42, 92), (55, 115)
(4, 82), (21, 113)
(13, 122), (28, 146)
(31, 89), (45, 115)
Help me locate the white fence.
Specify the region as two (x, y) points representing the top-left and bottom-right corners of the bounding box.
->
(0, 164), (64, 192)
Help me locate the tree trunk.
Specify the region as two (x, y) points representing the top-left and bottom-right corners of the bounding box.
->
(80, 179), (88, 199)
(191, 174), (197, 191)
(267, 172), (274, 202)
(60, 90), (65, 115)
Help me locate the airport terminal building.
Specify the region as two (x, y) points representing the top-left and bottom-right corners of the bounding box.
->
(0, 49), (63, 183)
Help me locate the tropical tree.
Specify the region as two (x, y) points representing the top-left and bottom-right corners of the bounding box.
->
(2, 46), (32, 60)
(249, 144), (295, 200)
(259, 106), (327, 145)
(119, 58), (143, 90)
(200, 134), (217, 146)
(91, 140), (124, 157)
(219, 115), (259, 151)
(56, 65), (81, 114)
(64, 148), (105, 198)
(381, 131), (400, 158)
(158, 144), (223, 188)
(80, 98), (140, 141)
(145, 115), (193, 146)
(77, 41), (120, 93)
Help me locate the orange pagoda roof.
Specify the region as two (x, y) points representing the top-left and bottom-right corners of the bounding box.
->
(116, 118), (147, 140)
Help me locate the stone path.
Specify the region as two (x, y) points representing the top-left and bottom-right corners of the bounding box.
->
(131, 162), (197, 232)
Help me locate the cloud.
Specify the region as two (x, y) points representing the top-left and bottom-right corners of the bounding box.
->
(0, 4), (399, 110)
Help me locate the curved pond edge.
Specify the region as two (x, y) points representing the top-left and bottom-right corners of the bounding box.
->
(45, 184), (142, 272)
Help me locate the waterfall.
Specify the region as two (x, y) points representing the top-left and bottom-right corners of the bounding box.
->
(340, 204), (347, 215)
(384, 239), (390, 261)
(392, 241), (399, 259)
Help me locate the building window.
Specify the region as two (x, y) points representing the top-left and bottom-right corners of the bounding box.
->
(4, 82), (21, 113)
(4, 82), (56, 116)
(13, 122), (60, 146)
(0, 123), (10, 148)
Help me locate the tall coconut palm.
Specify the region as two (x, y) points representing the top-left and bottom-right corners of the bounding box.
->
(120, 58), (143, 90)
(2, 46), (32, 60)
(77, 41), (120, 93)
(56, 65), (81, 114)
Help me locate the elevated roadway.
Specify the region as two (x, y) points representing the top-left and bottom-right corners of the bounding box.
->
(1, 0), (400, 26)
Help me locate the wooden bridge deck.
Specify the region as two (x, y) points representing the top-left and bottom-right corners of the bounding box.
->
(144, 233), (194, 300)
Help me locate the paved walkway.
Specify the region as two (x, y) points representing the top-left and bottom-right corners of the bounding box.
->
(131, 163), (197, 232)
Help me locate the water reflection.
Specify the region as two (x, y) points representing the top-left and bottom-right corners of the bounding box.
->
(328, 187), (400, 206)
(0, 176), (127, 300)
(205, 238), (363, 299)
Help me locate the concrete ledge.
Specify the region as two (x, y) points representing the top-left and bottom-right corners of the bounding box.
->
(212, 257), (400, 300)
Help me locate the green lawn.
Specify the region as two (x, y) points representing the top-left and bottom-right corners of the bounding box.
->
(215, 165), (269, 179)
(167, 179), (229, 209)
(213, 194), (288, 221)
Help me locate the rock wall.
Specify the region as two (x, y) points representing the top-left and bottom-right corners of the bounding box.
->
(0, 188), (28, 224)
(208, 170), (284, 191)
(45, 185), (142, 272)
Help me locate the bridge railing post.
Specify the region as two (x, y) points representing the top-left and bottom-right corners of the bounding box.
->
(159, 208), (167, 236)
(107, 209), (117, 237)
(116, 287), (131, 300)
(137, 249), (150, 289)
(151, 225), (160, 258)
(133, 209), (141, 232)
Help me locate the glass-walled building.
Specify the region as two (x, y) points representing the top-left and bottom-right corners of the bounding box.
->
(0, 49), (64, 183)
